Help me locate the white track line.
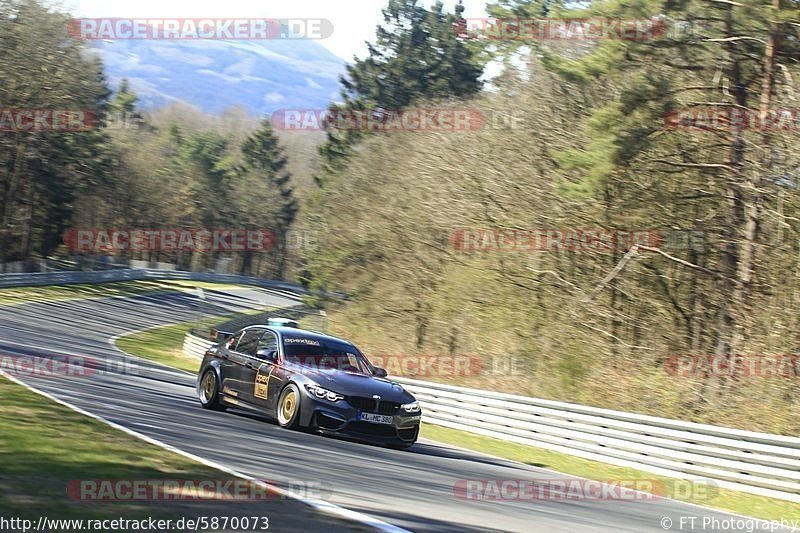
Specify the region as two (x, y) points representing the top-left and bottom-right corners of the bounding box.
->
(1, 373), (409, 533)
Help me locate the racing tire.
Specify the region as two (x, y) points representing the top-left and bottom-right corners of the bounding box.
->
(199, 369), (226, 411)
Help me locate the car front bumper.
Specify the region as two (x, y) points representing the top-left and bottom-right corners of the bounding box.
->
(298, 394), (421, 446)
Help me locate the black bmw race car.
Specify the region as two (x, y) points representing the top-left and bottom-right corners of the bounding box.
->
(196, 323), (421, 449)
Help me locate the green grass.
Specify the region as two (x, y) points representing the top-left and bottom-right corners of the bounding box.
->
(420, 424), (800, 521)
(0, 377), (353, 530)
(115, 309), (265, 373)
(116, 322), (206, 373)
(116, 315), (800, 523)
(0, 279), (251, 307)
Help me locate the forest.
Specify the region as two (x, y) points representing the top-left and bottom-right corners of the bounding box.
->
(3, 0), (800, 433)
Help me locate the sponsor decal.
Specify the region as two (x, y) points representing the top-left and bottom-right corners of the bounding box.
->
(283, 338), (321, 346)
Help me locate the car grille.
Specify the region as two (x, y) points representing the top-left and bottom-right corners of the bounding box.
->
(346, 396), (401, 415)
(346, 421), (398, 437)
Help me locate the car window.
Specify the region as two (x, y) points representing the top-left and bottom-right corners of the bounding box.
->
(235, 328), (263, 356)
(283, 338), (371, 374)
(348, 352), (362, 368)
(255, 331), (279, 360)
(226, 331), (245, 350)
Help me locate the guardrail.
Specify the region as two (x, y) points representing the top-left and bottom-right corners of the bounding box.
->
(184, 332), (218, 360)
(182, 330), (800, 503)
(0, 268), (309, 294)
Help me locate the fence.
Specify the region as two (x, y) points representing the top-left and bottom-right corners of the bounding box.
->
(0, 268), (309, 296)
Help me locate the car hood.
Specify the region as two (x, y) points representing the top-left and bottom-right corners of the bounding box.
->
(292, 366), (414, 401)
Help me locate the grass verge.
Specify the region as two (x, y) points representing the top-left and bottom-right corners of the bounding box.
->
(115, 309), (267, 373)
(119, 316), (800, 523)
(0, 376), (356, 530)
(117, 321), (221, 373)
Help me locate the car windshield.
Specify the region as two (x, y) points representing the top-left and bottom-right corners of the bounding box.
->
(282, 337), (372, 374)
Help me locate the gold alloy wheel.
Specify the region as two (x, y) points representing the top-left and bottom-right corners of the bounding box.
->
(201, 371), (216, 403)
(278, 388), (297, 425)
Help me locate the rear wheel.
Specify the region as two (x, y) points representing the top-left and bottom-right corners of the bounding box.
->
(199, 369), (226, 411)
(277, 384), (301, 428)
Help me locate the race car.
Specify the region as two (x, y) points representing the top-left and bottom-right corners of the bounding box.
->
(196, 322), (421, 449)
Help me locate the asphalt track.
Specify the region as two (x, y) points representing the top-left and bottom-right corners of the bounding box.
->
(0, 289), (791, 532)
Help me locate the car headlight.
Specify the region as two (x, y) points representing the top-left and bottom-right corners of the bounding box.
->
(401, 401), (420, 413)
(305, 384), (343, 402)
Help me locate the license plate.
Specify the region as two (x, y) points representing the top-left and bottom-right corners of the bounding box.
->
(358, 412), (393, 424)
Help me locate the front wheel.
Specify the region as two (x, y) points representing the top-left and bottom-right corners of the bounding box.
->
(199, 369), (226, 411)
(276, 384), (302, 428)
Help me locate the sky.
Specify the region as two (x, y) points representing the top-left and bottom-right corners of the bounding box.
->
(63, 0), (491, 61)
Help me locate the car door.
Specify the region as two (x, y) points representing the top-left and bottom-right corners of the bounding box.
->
(250, 330), (281, 410)
(227, 327), (265, 402)
(217, 330), (245, 397)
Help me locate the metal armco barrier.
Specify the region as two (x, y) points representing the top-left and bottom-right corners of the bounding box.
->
(181, 330), (800, 503)
(0, 268), (308, 294)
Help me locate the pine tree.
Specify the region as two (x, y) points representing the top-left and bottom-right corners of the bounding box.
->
(318, 0), (485, 174)
(107, 79), (145, 130)
(241, 119), (298, 276)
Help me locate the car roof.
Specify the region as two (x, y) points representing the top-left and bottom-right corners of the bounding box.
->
(242, 325), (355, 347)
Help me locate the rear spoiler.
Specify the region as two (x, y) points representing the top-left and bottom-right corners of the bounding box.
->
(210, 328), (233, 343)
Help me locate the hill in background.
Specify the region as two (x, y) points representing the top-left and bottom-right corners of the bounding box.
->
(90, 38), (345, 115)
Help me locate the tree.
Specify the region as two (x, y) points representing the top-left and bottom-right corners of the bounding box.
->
(318, 0), (485, 172)
(0, 0), (110, 264)
(342, 0), (483, 109)
(107, 79), (146, 131)
(302, 0), (800, 432)
(535, 0), (800, 359)
(240, 119), (298, 277)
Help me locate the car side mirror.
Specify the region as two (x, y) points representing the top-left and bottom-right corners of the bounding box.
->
(373, 366), (388, 378)
(257, 349), (278, 362)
